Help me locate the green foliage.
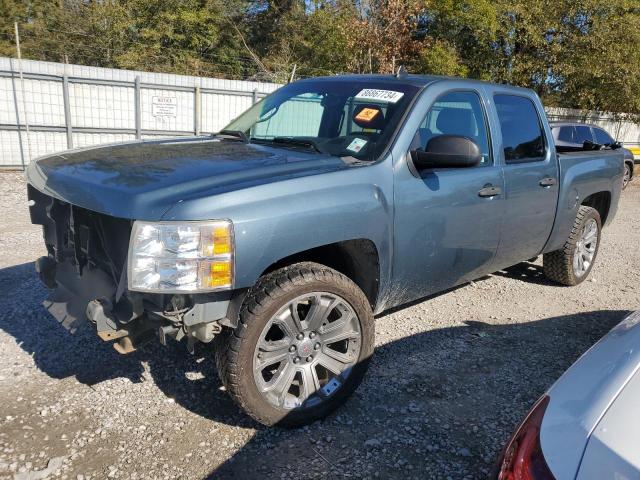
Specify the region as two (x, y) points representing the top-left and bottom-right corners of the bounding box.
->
(417, 41), (468, 77)
(1, 0), (639, 116)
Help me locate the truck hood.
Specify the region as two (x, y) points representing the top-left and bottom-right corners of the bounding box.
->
(26, 137), (353, 220)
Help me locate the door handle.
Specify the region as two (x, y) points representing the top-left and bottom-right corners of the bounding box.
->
(539, 177), (557, 187)
(478, 185), (502, 198)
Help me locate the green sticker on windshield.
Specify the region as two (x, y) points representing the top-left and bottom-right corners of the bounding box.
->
(347, 138), (368, 153)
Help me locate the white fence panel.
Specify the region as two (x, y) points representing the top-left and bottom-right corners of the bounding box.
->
(29, 131), (68, 158)
(19, 78), (65, 127)
(69, 83), (136, 130)
(0, 130), (22, 166)
(0, 77), (65, 127)
(0, 77), (17, 125)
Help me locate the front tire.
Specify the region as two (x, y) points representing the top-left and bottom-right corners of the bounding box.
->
(215, 262), (375, 427)
(543, 206), (601, 286)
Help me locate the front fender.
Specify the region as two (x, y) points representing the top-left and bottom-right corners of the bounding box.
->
(162, 161), (394, 293)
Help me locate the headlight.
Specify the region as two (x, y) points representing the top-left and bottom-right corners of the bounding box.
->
(128, 220), (234, 292)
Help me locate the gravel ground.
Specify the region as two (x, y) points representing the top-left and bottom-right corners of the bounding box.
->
(0, 171), (639, 480)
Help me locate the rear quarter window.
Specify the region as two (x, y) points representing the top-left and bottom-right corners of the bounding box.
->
(494, 95), (546, 163)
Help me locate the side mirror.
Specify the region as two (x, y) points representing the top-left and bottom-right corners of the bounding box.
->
(410, 135), (482, 170)
(610, 141), (622, 150)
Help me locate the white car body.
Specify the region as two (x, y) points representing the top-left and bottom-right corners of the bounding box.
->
(541, 310), (640, 479)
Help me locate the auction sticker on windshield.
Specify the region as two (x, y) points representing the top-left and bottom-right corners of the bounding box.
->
(355, 89), (404, 103)
(346, 138), (368, 153)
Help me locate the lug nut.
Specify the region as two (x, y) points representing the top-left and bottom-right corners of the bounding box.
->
(289, 345), (296, 353)
(296, 333), (304, 340)
(314, 342), (321, 350)
(309, 331), (316, 339)
(306, 356), (313, 363)
(293, 357), (301, 364)
(257, 352), (263, 359)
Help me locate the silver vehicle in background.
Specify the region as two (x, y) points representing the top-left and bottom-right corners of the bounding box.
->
(494, 310), (640, 479)
(551, 122), (635, 189)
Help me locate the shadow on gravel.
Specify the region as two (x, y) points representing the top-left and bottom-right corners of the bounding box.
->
(494, 261), (556, 286)
(0, 262), (630, 478)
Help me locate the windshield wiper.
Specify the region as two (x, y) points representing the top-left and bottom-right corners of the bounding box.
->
(215, 129), (249, 142)
(252, 136), (323, 154)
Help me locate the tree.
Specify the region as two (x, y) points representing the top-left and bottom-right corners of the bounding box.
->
(1, 0), (639, 116)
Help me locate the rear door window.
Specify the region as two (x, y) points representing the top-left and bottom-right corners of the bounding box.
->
(494, 95), (546, 163)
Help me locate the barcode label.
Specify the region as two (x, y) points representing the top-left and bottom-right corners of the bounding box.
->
(355, 89), (405, 103)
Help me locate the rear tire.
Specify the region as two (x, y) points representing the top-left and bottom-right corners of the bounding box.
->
(215, 262), (375, 427)
(543, 206), (601, 286)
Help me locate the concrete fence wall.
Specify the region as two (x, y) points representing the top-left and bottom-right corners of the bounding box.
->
(2, 56), (640, 168)
(0, 57), (280, 168)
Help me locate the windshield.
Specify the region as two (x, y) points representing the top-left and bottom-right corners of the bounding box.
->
(222, 79), (421, 161)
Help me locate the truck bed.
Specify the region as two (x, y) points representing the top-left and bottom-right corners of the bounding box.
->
(544, 149), (624, 254)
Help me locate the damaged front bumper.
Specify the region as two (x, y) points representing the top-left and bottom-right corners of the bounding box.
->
(29, 184), (241, 354)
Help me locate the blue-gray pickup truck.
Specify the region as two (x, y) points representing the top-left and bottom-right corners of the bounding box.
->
(26, 74), (624, 426)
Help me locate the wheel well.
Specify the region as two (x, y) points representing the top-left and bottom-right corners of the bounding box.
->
(582, 191), (611, 224)
(261, 239), (380, 309)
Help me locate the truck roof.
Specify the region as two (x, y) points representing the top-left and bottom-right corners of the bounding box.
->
(296, 73), (535, 94)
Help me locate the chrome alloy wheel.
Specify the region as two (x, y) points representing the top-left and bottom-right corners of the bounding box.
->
(573, 218), (598, 277)
(252, 292), (362, 410)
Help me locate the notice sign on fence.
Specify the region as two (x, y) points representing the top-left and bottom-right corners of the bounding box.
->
(152, 96), (177, 117)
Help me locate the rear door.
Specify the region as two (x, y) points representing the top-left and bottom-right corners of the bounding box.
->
(492, 93), (560, 268)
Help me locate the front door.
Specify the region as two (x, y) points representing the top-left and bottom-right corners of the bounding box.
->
(392, 88), (504, 305)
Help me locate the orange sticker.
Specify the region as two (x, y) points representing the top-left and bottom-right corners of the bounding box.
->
(355, 108), (380, 123)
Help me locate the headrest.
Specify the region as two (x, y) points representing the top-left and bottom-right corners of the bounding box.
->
(353, 104), (386, 130)
(436, 108), (477, 138)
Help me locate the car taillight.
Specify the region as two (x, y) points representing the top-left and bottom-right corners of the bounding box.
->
(496, 395), (555, 480)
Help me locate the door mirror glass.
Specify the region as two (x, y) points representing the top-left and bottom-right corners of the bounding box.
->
(411, 135), (482, 169)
